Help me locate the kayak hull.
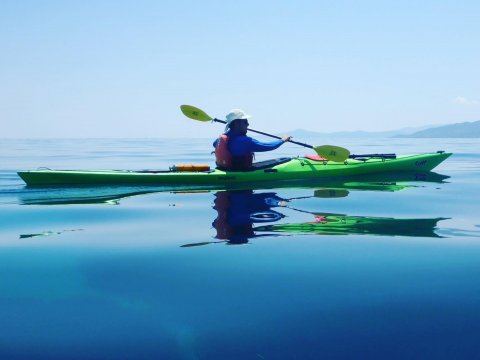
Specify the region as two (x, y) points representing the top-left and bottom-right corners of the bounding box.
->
(18, 152), (452, 186)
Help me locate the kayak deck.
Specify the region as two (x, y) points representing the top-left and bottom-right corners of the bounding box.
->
(18, 151), (452, 186)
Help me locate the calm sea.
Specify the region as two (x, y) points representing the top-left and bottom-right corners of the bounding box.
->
(1, 137), (480, 359)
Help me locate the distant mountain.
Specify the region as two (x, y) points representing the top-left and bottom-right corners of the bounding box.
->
(283, 121), (480, 138)
(396, 120), (480, 138)
(284, 125), (433, 138)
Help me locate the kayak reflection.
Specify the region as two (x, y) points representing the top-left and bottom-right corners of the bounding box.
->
(180, 187), (448, 247)
(254, 214), (446, 238)
(19, 186), (161, 205)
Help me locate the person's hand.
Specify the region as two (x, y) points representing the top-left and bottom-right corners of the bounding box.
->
(282, 135), (292, 142)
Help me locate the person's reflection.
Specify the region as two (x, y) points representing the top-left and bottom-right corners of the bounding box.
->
(212, 190), (286, 244)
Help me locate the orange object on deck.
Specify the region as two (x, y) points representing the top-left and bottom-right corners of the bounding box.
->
(172, 164), (211, 172)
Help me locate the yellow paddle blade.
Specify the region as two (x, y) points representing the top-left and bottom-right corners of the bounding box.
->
(180, 105), (213, 122)
(313, 145), (350, 162)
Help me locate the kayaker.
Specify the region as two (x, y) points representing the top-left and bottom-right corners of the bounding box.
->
(213, 109), (292, 171)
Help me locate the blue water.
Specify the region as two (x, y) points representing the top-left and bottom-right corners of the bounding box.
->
(1, 138), (480, 359)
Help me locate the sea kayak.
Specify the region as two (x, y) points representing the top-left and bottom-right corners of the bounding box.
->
(17, 151), (451, 186)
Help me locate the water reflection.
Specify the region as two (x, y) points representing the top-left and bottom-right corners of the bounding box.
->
(19, 229), (84, 239)
(189, 189), (447, 246)
(180, 172), (451, 246)
(212, 190), (287, 244)
(19, 187), (158, 205)
(255, 214), (446, 238)
(16, 171), (451, 243)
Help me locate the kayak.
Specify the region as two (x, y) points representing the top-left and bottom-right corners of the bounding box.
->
(17, 151), (451, 186)
(18, 151), (451, 186)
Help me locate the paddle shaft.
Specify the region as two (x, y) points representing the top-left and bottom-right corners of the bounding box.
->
(213, 118), (314, 149)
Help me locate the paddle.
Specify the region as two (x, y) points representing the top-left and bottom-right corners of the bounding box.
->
(180, 105), (350, 162)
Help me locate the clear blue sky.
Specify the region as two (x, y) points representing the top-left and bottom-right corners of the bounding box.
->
(1, 0), (479, 138)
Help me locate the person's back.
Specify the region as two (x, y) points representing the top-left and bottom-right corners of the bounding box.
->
(213, 109), (291, 171)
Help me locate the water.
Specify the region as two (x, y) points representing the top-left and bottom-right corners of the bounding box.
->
(1, 137), (480, 359)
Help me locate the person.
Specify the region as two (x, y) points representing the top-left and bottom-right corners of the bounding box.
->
(213, 109), (291, 171)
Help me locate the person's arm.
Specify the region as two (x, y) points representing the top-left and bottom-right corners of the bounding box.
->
(246, 136), (291, 152)
(230, 136), (290, 155)
(228, 134), (292, 155)
(249, 138), (284, 152)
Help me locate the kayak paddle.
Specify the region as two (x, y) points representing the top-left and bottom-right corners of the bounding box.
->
(180, 105), (350, 162)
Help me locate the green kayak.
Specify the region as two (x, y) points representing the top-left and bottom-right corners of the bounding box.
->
(18, 151), (451, 186)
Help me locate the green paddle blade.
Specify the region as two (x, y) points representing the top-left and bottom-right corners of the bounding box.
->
(313, 145), (350, 162)
(180, 105), (213, 122)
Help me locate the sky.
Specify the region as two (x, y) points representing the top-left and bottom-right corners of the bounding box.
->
(0, 0), (479, 138)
